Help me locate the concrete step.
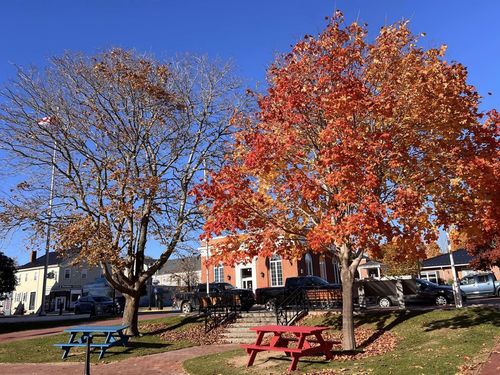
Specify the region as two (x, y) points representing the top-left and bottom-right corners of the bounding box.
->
(224, 337), (256, 344)
(230, 322), (276, 328)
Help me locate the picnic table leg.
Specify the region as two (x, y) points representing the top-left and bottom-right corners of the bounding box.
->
(247, 331), (265, 367)
(98, 332), (114, 360)
(61, 332), (77, 359)
(117, 329), (129, 346)
(289, 353), (301, 372)
(314, 332), (333, 360)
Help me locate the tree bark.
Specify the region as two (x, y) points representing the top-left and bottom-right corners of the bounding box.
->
(122, 293), (140, 336)
(341, 266), (356, 351)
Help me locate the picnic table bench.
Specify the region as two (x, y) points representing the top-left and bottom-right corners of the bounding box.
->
(241, 325), (334, 372)
(54, 325), (129, 360)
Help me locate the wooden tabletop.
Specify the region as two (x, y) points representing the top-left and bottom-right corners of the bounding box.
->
(249, 325), (330, 334)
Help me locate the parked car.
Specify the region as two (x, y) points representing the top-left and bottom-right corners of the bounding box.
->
(173, 283), (255, 314)
(377, 278), (467, 307)
(459, 272), (500, 298)
(74, 295), (117, 316)
(255, 276), (342, 311)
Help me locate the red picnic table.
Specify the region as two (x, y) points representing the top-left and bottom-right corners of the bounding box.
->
(240, 325), (334, 372)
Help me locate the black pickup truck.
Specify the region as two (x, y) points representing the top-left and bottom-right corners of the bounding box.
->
(255, 276), (342, 311)
(174, 282), (255, 313)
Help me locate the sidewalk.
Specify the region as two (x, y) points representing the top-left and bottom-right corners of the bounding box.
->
(0, 344), (238, 375)
(0, 311), (176, 344)
(480, 342), (500, 375)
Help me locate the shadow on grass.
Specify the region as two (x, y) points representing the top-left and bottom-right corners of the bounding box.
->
(423, 307), (500, 331)
(358, 310), (429, 349)
(317, 309), (430, 351)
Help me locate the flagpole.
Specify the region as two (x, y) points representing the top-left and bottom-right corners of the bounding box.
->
(38, 117), (57, 316)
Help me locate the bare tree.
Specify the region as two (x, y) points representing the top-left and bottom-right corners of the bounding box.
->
(0, 49), (250, 335)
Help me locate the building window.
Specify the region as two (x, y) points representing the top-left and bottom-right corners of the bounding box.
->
(305, 253), (314, 276)
(269, 255), (283, 287)
(81, 269), (87, 279)
(29, 292), (36, 310)
(214, 264), (224, 283)
(319, 255), (327, 280)
(332, 259), (341, 284)
(420, 271), (439, 284)
(64, 269), (71, 279)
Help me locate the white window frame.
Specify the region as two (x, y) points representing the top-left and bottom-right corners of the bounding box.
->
(214, 264), (224, 283)
(64, 269), (71, 279)
(81, 269), (87, 279)
(305, 253), (314, 276)
(420, 271), (439, 284)
(319, 255), (327, 280)
(269, 255), (283, 287)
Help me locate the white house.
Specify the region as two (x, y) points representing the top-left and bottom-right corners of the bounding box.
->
(10, 252), (102, 315)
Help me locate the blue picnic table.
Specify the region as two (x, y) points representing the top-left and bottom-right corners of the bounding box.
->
(54, 325), (129, 360)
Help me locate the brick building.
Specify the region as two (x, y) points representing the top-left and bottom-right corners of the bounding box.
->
(199, 238), (342, 292)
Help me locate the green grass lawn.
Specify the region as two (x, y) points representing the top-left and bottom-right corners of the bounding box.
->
(0, 315), (204, 363)
(0, 316), (119, 335)
(183, 307), (500, 375)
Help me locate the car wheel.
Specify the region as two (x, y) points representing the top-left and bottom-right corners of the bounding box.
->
(435, 295), (448, 306)
(265, 299), (277, 312)
(497, 289), (500, 297)
(181, 302), (192, 314)
(74, 307), (80, 315)
(378, 297), (392, 308)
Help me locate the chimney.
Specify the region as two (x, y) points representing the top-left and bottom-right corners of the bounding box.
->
(30, 250), (37, 263)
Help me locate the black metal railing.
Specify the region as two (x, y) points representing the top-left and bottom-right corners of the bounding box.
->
(201, 295), (241, 333)
(276, 288), (309, 325)
(275, 287), (342, 325)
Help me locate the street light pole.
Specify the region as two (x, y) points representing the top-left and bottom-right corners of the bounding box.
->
(447, 228), (463, 308)
(38, 116), (57, 316)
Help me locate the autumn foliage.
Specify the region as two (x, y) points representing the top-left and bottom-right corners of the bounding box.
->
(198, 13), (498, 350)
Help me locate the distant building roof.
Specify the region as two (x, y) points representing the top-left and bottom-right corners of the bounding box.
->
(17, 252), (61, 270)
(421, 249), (473, 268)
(156, 256), (201, 275)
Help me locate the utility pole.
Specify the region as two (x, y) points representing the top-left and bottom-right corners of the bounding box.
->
(203, 160), (210, 295)
(447, 228), (463, 308)
(38, 116), (57, 316)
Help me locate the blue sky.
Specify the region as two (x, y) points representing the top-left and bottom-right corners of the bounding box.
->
(1, 0), (498, 264)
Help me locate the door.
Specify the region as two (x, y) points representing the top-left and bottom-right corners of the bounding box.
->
(241, 268), (253, 290)
(460, 276), (477, 297)
(476, 275), (493, 296)
(55, 296), (66, 311)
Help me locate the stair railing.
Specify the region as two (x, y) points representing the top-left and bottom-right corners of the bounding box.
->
(275, 287), (309, 325)
(202, 294), (241, 333)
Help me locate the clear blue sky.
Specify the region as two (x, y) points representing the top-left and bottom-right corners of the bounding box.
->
(1, 0), (498, 264)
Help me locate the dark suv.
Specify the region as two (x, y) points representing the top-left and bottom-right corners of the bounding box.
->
(74, 295), (117, 316)
(378, 278), (466, 307)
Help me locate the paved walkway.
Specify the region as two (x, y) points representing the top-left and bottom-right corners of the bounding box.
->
(480, 342), (500, 375)
(0, 344), (238, 375)
(0, 312), (177, 343)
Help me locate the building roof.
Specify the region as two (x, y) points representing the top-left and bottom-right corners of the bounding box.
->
(421, 249), (473, 268)
(17, 252), (61, 270)
(156, 256), (201, 275)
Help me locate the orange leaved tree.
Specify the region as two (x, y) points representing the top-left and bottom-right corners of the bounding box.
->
(198, 14), (498, 350)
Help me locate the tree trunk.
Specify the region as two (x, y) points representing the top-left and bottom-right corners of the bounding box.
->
(122, 293), (140, 336)
(341, 265), (356, 351)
